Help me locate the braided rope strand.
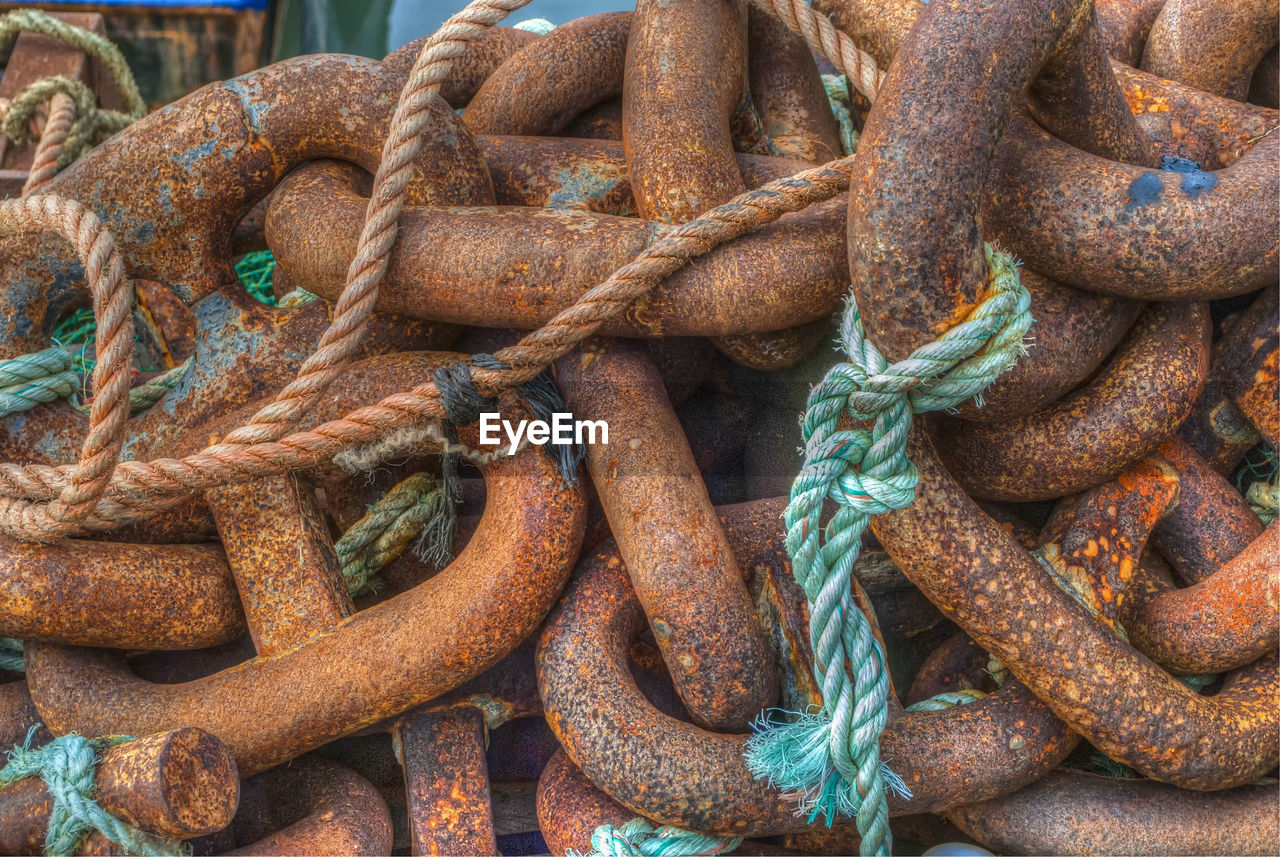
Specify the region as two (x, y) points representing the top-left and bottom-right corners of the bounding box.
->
(746, 247), (1032, 855)
(0, 195), (133, 541)
(0, 9), (145, 116)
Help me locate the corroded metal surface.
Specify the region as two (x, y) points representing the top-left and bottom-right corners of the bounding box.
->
(1096, 0), (1172, 64)
(266, 159), (847, 338)
(207, 471), (352, 656)
(935, 302), (1210, 501)
(0, 54), (491, 356)
(1180, 288), (1278, 471)
(1152, 439), (1264, 584)
(1143, 0), (1280, 99)
(218, 756), (392, 856)
(0, 535), (242, 649)
(985, 119), (1279, 301)
(396, 706), (498, 856)
(24, 358), (585, 777)
(538, 502), (1075, 835)
(874, 427), (1279, 788)
(556, 339), (775, 731)
(536, 749), (633, 857)
(385, 27), (539, 108)
(464, 13), (631, 136)
(948, 769), (1280, 856)
(747, 9), (841, 163)
(1127, 521), (1280, 675)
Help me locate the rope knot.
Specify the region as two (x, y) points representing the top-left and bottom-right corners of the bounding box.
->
(0, 730), (186, 856)
(747, 244), (1032, 855)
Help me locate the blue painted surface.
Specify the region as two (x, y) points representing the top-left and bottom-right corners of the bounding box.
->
(1125, 171), (1163, 209)
(1159, 155), (1218, 199)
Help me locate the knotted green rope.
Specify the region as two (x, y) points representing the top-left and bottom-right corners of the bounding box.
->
(745, 245), (1032, 856)
(334, 472), (452, 596)
(0, 730), (186, 856)
(0, 8), (146, 167)
(572, 818), (742, 857)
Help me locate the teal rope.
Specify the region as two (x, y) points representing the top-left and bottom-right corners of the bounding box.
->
(0, 348), (78, 419)
(0, 637), (24, 672)
(0, 730), (186, 856)
(745, 245), (1032, 856)
(904, 689), (986, 712)
(235, 250), (318, 308)
(235, 250), (278, 305)
(73, 359), (191, 417)
(572, 818), (742, 857)
(821, 74), (860, 156)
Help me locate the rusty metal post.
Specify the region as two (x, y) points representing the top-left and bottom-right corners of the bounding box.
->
(396, 706), (497, 856)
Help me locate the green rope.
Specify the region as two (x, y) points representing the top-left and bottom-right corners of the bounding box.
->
(3, 77), (132, 169)
(745, 245), (1032, 856)
(0, 8), (145, 167)
(571, 818), (742, 857)
(334, 472), (452, 596)
(72, 359), (190, 417)
(235, 250), (278, 304)
(0, 347), (78, 418)
(821, 74), (860, 156)
(0, 637), (24, 672)
(0, 729), (186, 856)
(904, 689), (987, 712)
(234, 249), (318, 308)
(1235, 445), (1279, 526)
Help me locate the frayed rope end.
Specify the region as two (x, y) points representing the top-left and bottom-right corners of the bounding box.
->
(745, 709), (911, 827)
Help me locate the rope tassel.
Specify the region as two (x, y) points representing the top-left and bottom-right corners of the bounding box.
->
(746, 245), (1033, 855)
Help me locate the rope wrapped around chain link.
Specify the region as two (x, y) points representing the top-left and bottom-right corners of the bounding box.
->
(0, 730), (184, 856)
(745, 246), (1032, 856)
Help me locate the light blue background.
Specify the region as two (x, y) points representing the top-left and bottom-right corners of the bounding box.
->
(390, 0), (632, 51)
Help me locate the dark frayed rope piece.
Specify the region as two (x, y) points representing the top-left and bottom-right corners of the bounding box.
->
(434, 354), (584, 484)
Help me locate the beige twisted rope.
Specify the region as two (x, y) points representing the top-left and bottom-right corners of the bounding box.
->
(21, 91), (75, 195)
(0, 195), (133, 541)
(744, 0), (884, 100)
(0, 0), (885, 539)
